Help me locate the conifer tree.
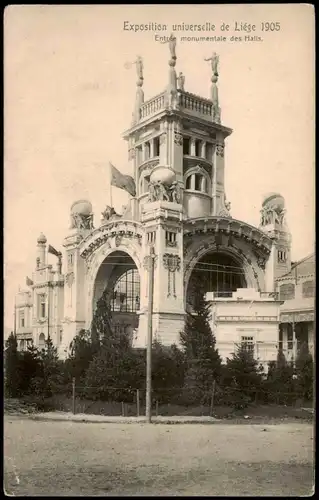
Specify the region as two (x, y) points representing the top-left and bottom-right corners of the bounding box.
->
(180, 278), (222, 405)
(222, 343), (264, 409)
(295, 342), (314, 402)
(4, 332), (21, 398)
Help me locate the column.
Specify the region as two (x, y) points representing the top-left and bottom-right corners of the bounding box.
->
(150, 139), (154, 158)
(190, 137), (196, 156)
(201, 141), (206, 159)
(190, 174), (195, 190)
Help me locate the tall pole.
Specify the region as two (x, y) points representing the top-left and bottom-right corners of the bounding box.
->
(47, 282), (50, 339)
(13, 295), (17, 337)
(146, 245), (155, 423)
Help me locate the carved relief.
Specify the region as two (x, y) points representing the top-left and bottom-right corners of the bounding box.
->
(257, 257), (266, 270)
(163, 253), (181, 298)
(65, 272), (74, 287)
(128, 148), (136, 160)
(216, 144), (224, 157)
(160, 133), (167, 145)
(174, 132), (183, 146)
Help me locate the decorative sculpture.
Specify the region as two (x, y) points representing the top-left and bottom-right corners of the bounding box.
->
(260, 206), (286, 227)
(71, 212), (94, 230)
(163, 253), (181, 297)
(204, 52), (219, 75)
(101, 205), (117, 221)
(134, 55), (144, 82)
(177, 72), (185, 91)
(160, 33), (177, 60)
(148, 180), (182, 204)
(169, 181), (182, 204)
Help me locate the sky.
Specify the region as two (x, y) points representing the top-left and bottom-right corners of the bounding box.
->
(4, 4), (315, 330)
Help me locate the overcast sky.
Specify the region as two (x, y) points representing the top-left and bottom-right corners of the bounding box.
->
(4, 5), (315, 329)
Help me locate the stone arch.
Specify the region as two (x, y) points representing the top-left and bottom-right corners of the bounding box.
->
(86, 242), (142, 332)
(184, 241), (261, 306)
(184, 166), (211, 194)
(38, 332), (45, 349)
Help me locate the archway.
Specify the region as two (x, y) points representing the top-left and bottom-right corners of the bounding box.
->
(186, 250), (247, 308)
(93, 250), (140, 343)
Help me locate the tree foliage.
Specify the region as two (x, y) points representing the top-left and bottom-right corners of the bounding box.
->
(180, 278), (222, 404)
(295, 342), (314, 401)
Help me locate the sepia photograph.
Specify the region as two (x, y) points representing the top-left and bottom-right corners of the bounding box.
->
(4, 4), (315, 496)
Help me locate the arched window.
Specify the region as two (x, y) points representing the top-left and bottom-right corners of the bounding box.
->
(38, 332), (45, 349)
(302, 281), (315, 298)
(112, 269), (140, 313)
(279, 283), (295, 301)
(185, 173), (208, 193)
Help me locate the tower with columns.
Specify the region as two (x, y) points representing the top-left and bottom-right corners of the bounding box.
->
(14, 38), (300, 364)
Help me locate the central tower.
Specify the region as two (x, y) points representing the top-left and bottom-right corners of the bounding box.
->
(122, 37), (233, 346)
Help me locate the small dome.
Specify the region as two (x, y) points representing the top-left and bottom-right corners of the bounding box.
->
(70, 199), (93, 216)
(37, 232), (47, 244)
(262, 192), (285, 211)
(150, 166), (176, 186)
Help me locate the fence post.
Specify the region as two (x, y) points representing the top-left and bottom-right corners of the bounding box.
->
(121, 401), (125, 417)
(156, 400), (159, 417)
(209, 380), (216, 417)
(72, 378), (76, 415)
(136, 389), (140, 417)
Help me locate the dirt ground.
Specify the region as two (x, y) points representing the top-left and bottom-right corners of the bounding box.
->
(4, 416), (314, 496)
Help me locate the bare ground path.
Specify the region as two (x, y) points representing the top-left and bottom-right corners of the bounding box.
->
(4, 416), (314, 496)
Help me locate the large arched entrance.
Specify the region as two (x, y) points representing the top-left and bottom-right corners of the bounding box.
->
(93, 250), (140, 342)
(186, 250), (247, 308)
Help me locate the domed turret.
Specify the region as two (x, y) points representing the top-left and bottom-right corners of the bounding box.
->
(37, 232), (47, 244)
(36, 233), (47, 267)
(70, 199), (93, 217)
(262, 192), (285, 212)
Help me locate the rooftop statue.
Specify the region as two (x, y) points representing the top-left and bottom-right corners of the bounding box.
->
(204, 51), (219, 75)
(160, 33), (177, 60)
(177, 72), (185, 91)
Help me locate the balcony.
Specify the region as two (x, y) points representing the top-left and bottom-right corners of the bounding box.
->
(140, 92), (166, 120)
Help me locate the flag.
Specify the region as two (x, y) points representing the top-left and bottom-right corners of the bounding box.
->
(48, 244), (61, 257)
(26, 276), (34, 287)
(110, 162), (136, 197)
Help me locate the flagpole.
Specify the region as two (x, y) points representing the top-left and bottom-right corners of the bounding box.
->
(109, 162), (113, 207)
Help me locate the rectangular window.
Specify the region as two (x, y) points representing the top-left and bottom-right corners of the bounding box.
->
(183, 137), (190, 155)
(165, 231), (177, 247)
(195, 139), (201, 157)
(241, 336), (254, 353)
(287, 324), (293, 350)
(38, 294), (46, 319)
(19, 309), (25, 328)
(147, 231), (156, 244)
(153, 137), (160, 157)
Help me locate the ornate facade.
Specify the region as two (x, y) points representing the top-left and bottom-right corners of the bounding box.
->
(15, 40), (309, 364)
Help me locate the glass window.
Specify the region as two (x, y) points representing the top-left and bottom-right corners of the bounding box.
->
(241, 336), (254, 354)
(19, 309), (25, 328)
(38, 294), (46, 318)
(183, 137), (190, 155)
(195, 139), (201, 157)
(185, 175), (192, 189)
(38, 333), (45, 349)
(153, 137), (160, 157)
(112, 269), (140, 313)
(279, 283), (295, 301)
(302, 281), (315, 298)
